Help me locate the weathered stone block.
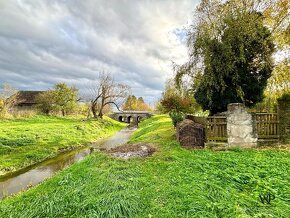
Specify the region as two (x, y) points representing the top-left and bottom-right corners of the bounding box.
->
(227, 103), (257, 147)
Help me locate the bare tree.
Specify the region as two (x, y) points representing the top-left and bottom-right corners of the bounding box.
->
(89, 72), (130, 118)
(0, 83), (18, 115)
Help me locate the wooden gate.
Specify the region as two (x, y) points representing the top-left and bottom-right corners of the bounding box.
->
(255, 113), (279, 141)
(206, 116), (227, 142)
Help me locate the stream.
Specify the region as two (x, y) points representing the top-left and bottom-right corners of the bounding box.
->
(0, 127), (136, 200)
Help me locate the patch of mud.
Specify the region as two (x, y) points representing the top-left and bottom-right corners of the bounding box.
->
(107, 143), (156, 159)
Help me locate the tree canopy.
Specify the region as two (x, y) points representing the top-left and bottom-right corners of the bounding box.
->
(263, 0), (290, 103)
(36, 83), (78, 116)
(122, 95), (151, 111)
(89, 72), (130, 118)
(176, 0), (276, 115)
(159, 79), (201, 114)
(53, 83), (78, 116)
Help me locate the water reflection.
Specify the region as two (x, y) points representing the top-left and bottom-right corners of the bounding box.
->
(0, 127), (135, 200)
(99, 126), (137, 150)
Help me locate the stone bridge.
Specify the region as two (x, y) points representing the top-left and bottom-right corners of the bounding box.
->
(110, 111), (152, 124)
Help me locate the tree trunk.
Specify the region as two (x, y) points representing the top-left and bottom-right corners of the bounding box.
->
(61, 109), (65, 116)
(98, 99), (105, 119)
(98, 109), (103, 119)
(87, 107), (91, 119)
(91, 104), (97, 118)
(45, 109), (50, 115)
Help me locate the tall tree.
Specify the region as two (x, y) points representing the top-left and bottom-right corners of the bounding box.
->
(36, 90), (55, 115)
(53, 83), (78, 116)
(176, 0), (275, 115)
(90, 72), (130, 118)
(263, 0), (290, 100)
(122, 95), (151, 111)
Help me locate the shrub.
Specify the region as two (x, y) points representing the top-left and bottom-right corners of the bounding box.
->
(169, 111), (184, 127)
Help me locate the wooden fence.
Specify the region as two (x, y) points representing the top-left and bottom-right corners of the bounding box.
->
(205, 116), (227, 142)
(188, 112), (282, 143)
(255, 113), (279, 141)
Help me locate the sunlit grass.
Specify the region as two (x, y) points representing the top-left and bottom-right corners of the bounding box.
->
(0, 115), (289, 217)
(0, 115), (126, 175)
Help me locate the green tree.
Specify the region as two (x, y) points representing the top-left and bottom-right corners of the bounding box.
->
(123, 95), (137, 110)
(263, 0), (290, 48)
(53, 83), (78, 116)
(176, 0), (275, 115)
(159, 79), (201, 126)
(36, 90), (55, 115)
(123, 95), (151, 111)
(263, 0), (290, 103)
(123, 95), (132, 110)
(137, 97), (144, 104)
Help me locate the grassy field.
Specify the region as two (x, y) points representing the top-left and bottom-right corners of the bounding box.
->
(0, 115), (289, 217)
(0, 116), (126, 175)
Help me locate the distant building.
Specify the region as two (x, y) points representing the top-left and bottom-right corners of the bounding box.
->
(12, 91), (45, 110)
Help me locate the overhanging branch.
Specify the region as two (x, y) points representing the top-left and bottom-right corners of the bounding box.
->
(104, 101), (122, 111)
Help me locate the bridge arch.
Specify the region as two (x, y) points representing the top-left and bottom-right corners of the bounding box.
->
(137, 116), (142, 122)
(110, 111), (152, 124)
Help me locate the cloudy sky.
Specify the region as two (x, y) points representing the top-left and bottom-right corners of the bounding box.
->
(0, 0), (199, 104)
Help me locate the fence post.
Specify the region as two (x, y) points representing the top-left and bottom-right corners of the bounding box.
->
(227, 103), (257, 147)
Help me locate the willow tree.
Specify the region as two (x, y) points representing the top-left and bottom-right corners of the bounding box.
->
(176, 0), (275, 115)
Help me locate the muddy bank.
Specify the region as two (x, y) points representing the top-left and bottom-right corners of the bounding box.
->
(106, 143), (156, 159)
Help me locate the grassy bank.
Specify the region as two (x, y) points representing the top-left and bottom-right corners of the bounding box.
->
(0, 116), (126, 175)
(0, 115), (289, 217)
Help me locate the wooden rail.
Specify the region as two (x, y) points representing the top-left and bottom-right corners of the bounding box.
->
(255, 113), (279, 140)
(206, 116), (227, 142)
(188, 112), (282, 143)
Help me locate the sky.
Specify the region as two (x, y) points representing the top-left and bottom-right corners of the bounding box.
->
(0, 0), (199, 105)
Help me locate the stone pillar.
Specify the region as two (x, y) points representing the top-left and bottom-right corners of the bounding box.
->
(227, 103), (257, 147)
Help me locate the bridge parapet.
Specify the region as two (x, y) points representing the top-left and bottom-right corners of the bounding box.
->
(110, 111), (152, 124)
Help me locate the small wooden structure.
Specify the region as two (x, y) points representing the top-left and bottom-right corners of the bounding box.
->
(12, 91), (44, 110)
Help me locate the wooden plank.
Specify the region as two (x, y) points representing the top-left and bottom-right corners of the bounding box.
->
(206, 116), (227, 142)
(255, 112), (279, 139)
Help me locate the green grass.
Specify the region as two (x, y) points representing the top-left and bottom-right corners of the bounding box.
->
(0, 115), (126, 175)
(0, 115), (289, 217)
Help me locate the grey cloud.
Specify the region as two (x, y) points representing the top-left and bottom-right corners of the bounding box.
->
(0, 0), (199, 104)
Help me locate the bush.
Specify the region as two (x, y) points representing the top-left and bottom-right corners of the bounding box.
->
(169, 112), (184, 127)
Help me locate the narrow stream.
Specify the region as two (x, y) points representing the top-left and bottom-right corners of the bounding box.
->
(0, 127), (136, 200)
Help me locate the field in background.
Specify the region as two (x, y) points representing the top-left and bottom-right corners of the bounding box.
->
(0, 116), (126, 175)
(0, 115), (289, 217)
